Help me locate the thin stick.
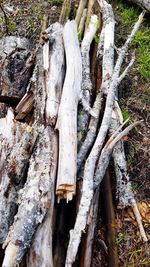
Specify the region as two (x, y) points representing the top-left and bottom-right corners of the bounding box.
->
(59, 0), (71, 24)
(75, 0), (88, 27)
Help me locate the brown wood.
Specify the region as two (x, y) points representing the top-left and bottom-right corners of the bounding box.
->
(102, 170), (118, 267)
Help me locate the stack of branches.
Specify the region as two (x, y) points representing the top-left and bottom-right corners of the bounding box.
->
(0, 0), (148, 267)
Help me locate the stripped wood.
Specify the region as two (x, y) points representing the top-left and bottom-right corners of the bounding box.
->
(45, 23), (65, 125)
(56, 20), (82, 202)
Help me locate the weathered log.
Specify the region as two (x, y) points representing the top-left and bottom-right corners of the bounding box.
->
(45, 23), (65, 126)
(65, 8), (144, 266)
(27, 132), (58, 267)
(0, 109), (37, 244)
(2, 127), (53, 267)
(26, 23), (64, 263)
(127, 0), (150, 12)
(56, 20), (82, 202)
(0, 37), (34, 104)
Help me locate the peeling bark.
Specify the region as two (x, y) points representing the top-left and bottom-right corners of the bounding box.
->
(2, 127), (53, 267)
(27, 132), (58, 267)
(0, 109), (37, 244)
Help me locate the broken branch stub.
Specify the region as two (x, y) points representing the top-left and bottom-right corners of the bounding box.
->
(56, 20), (82, 202)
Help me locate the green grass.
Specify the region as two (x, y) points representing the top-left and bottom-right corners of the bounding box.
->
(7, 19), (16, 33)
(116, 1), (150, 81)
(117, 3), (139, 26)
(48, 0), (63, 5)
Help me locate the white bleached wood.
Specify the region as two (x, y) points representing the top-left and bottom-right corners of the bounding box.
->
(94, 121), (142, 187)
(45, 23), (65, 125)
(77, 91), (103, 171)
(43, 41), (49, 71)
(56, 20), (82, 202)
(77, 0), (115, 170)
(66, 8), (144, 266)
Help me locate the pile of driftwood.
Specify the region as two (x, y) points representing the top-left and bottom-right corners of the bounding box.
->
(0, 0), (149, 266)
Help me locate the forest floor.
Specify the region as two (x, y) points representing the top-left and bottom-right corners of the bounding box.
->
(0, 0), (149, 266)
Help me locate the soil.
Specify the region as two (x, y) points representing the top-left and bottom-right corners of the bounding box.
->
(0, 0), (149, 267)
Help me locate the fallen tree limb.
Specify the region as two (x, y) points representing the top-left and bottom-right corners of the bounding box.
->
(2, 127), (53, 267)
(109, 110), (148, 242)
(27, 132), (58, 267)
(78, 14), (99, 146)
(56, 20), (82, 202)
(0, 109), (37, 244)
(65, 8), (144, 266)
(94, 121), (142, 187)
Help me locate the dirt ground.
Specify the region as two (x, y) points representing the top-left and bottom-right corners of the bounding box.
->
(0, 0), (149, 266)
